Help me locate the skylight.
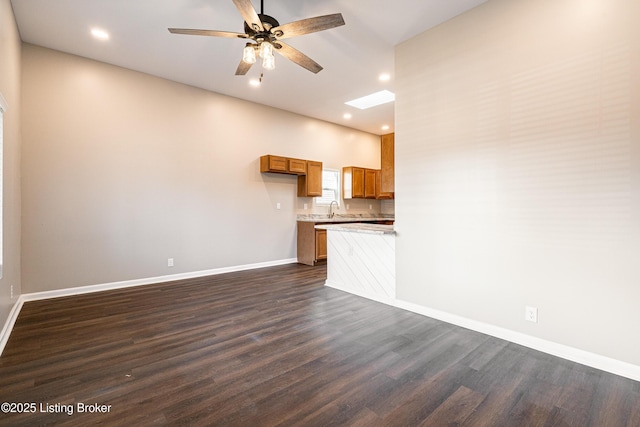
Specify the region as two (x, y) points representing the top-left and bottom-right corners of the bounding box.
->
(345, 90), (395, 110)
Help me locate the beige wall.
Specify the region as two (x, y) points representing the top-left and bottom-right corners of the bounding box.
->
(395, 0), (640, 366)
(21, 44), (380, 293)
(0, 0), (22, 327)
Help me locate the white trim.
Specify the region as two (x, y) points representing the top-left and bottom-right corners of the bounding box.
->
(394, 299), (640, 383)
(0, 296), (24, 357)
(0, 258), (297, 356)
(325, 279), (395, 306)
(21, 258), (298, 302)
(0, 92), (7, 112)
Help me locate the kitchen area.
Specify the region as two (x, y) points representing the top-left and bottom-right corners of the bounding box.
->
(260, 133), (396, 305)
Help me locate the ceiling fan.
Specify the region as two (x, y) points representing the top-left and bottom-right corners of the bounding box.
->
(168, 0), (345, 75)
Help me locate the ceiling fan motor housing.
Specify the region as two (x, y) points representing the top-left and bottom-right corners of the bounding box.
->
(245, 14), (282, 40)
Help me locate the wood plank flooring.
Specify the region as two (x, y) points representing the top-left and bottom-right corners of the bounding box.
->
(1, 263), (639, 426)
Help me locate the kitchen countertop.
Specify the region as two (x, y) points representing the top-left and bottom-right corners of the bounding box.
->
(315, 223), (395, 235)
(297, 214), (394, 223)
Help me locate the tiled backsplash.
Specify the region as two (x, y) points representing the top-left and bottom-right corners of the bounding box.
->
(296, 198), (395, 217)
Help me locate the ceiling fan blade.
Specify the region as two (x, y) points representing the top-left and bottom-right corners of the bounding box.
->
(235, 59), (254, 75)
(169, 28), (248, 39)
(232, 0), (264, 32)
(274, 42), (323, 74)
(271, 14), (345, 39)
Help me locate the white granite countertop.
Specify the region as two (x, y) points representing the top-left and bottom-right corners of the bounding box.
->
(297, 214), (394, 223)
(315, 223), (395, 235)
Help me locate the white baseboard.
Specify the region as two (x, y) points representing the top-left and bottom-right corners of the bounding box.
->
(0, 258), (297, 357)
(20, 258), (297, 302)
(0, 296), (25, 358)
(324, 279), (395, 307)
(394, 299), (640, 383)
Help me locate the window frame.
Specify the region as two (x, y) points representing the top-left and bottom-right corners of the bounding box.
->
(315, 168), (341, 206)
(0, 92), (6, 279)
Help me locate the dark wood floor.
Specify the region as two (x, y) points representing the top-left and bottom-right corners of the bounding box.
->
(1, 264), (638, 426)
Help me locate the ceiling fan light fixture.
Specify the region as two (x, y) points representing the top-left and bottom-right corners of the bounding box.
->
(243, 43), (257, 64)
(259, 41), (274, 59)
(262, 53), (275, 70)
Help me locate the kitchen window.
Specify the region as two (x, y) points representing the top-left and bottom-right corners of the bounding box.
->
(316, 168), (340, 206)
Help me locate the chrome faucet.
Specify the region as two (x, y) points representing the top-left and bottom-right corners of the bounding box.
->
(329, 200), (339, 218)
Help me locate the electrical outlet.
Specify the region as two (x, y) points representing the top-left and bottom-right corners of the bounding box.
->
(10, 285), (13, 299)
(525, 306), (538, 323)
(303, 203), (308, 210)
(348, 245), (354, 256)
(168, 258), (174, 267)
(369, 204), (372, 210)
(346, 204), (350, 210)
(276, 202), (281, 210)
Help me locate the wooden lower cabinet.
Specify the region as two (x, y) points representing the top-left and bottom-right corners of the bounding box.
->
(315, 229), (327, 261)
(297, 222), (327, 266)
(297, 220), (393, 266)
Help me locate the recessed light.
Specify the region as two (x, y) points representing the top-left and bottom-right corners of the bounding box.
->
(381, 125), (390, 131)
(345, 90), (395, 110)
(379, 73), (391, 82)
(249, 79), (261, 87)
(91, 28), (110, 41)
(343, 113), (352, 119)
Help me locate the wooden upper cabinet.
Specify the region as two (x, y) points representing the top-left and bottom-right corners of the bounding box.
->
(260, 155), (307, 175)
(260, 155), (288, 173)
(352, 168), (365, 198)
(298, 160), (323, 197)
(288, 158), (307, 175)
(261, 155), (322, 197)
(343, 167), (363, 199)
(343, 166), (377, 199)
(364, 169), (377, 198)
(379, 133), (395, 198)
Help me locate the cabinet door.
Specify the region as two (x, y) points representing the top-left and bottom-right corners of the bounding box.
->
(297, 160), (322, 197)
(352, 168), (365, 198)
(380, 133), (395, 195)
(315, 229), (327, 260)
(364, 169), (377, 198)
(376, 169), (393, 199)
(343, 167), (366, 199)
(297, 222), (316, 265)
(260, 155), (287, 173)
(288, 158), (307, 175)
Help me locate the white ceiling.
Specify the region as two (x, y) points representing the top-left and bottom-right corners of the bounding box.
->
(11, 0), (487, 135)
